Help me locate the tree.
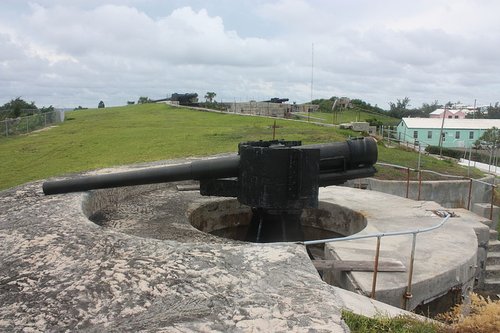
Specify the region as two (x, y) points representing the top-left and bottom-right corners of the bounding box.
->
(388, 97), (411, 118)
(479, 127), (500, 144)
(419, 100), (440, 115)
(486, 103), (500, 119)
(204, 92), (216, 103)
(137, 96), (152, 104)
(98, 100), (105, 108)
(40, 105), (54, 113)
(1, 97), (37, 118)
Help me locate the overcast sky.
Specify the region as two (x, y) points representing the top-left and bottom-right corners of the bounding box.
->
(1, 0), (500, 109)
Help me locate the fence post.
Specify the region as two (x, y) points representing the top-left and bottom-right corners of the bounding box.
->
(26, 116), (29, 134)
(371, 236), (381, 299)
(467, 179), (473, 210)
(406, 168), (410, 198)
(4, 120), (7, 138)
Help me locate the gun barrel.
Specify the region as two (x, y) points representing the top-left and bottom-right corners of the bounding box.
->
(42, 137), (377, 195)
(42, 155), (240, 195)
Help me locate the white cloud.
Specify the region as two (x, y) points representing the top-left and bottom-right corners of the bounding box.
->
(1, 1), (500, 108)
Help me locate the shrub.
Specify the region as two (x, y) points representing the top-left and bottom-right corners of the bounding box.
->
(425, 146), (463, 159)
(437, 293), (500, 333)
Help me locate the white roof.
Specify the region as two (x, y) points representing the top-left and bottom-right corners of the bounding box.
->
(429, 108), (465, 115)
(401, 117), (500, 130)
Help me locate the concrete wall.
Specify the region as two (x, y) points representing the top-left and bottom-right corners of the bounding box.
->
(224, 102), (319, 117)
(348, 176), (494, 209)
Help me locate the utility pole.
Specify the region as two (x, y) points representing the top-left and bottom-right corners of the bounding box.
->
(438, 105), (447, 157)
(309, 43), (314, 123)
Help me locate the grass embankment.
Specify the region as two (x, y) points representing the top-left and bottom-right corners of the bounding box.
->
(296, 110), (401, 126)
(376, 143), (484, 181)
(0, 104), (352, 189)
(0, 103), (483, 190)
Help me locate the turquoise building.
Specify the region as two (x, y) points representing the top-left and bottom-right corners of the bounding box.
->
(396, 118), (500, 148)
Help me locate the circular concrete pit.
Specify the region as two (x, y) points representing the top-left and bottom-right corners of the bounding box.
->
(86, 183), (366, 244)
(83, 176), (482, 312)
(0, 158), (489, 331)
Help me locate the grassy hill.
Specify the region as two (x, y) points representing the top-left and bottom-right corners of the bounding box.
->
(0, 103), (481, 190)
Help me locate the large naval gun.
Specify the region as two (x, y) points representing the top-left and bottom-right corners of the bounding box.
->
(43, 137), (378, 242)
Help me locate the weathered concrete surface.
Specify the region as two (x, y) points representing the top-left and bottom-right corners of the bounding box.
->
(1, 159), (468, 331)
(1, 181), (353, 332)
(321, 187), (488, 310)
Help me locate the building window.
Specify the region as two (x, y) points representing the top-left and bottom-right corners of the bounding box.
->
(469, 131), (474, 139)
(455, 131), (460, 139)
(448, 116), (452, 119)
(454, 116), (459, 119)
(413, 131), (418, 139)
(427, 131), (432, 139)
(442, 132), (446, 142)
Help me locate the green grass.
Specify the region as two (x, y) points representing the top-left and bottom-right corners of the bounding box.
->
(297, 110), (400, 126)
(341, 310), (440, 333)
(377, 143), (484, 180)
(0, 104), (351, 189)
(0, 103), (483, 190)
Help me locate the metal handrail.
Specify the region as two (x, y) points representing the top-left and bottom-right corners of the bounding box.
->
(301, 214), (450, 246)
(377, 162), (467, 180)
(301, 213), (451, 309)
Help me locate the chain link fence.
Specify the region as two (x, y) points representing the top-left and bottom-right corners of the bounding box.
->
(1, 111), (64, 138)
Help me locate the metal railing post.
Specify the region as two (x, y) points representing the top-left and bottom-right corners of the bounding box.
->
(467, 179), (473, 211)
(403, 232), (417, 310)
(490, 183), (495, 221)
(302, 214), (451, 311)
(417, 171), (422, 201)
(371, 236), (381, 299)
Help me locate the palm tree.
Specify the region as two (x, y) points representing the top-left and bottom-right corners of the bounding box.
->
(204, 92), (216, 103)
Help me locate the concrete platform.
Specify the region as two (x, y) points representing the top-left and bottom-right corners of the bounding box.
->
(321, 187), (487, 311)
(0, 159), (487, 331)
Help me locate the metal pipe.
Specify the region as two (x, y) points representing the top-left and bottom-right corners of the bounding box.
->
(371, 236), (381, 299)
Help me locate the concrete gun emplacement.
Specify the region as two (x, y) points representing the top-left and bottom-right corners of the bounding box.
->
(43, 137), (378, 242)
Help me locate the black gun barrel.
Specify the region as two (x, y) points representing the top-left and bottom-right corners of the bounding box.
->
(42, 137), (377, 195)
(42, 156), (240, 195)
